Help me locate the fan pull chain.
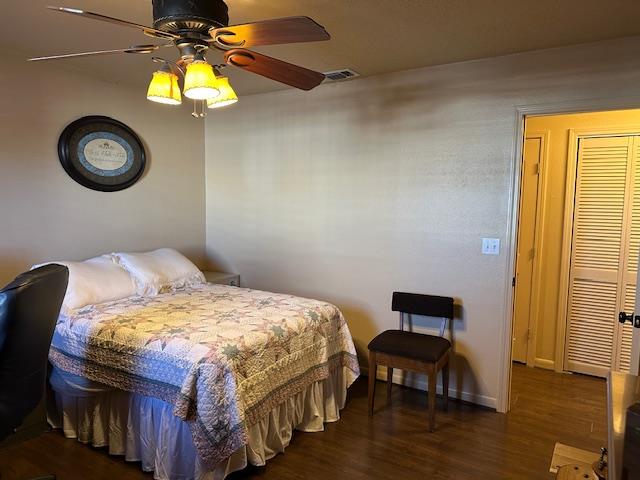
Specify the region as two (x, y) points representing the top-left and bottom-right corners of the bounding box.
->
(191, 100), (207, 118)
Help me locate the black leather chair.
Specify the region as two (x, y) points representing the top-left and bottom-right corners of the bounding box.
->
(0, 264), (69, 479)
(367, 292), (453, 432)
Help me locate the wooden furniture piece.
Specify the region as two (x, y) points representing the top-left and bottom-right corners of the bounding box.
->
(550, 443), (604, 479)
(202, 271), (240, 287)
(367, 292), (453, 432)
(556, 464), (597, 480)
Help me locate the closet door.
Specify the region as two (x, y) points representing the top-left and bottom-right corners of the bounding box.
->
(616, 137), (640, 372)
(565, 136), (633, 377)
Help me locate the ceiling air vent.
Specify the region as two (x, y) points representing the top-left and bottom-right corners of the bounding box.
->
(323, 69), (360, 82)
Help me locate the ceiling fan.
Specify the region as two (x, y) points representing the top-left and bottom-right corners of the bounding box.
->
(29, 0), (331, 116)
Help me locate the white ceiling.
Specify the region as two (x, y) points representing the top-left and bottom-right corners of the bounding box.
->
(5, 0), (640, 96)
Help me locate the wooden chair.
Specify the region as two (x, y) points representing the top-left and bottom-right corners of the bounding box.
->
(367, 292), (453, 432)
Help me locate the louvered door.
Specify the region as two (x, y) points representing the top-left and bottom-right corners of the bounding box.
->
(565, 136), (639, 377)
(616, 137), (640, 372)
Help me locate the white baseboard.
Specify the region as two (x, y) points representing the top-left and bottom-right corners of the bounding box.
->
(361, 365), (497, 410)
(533, 358), (555, 370)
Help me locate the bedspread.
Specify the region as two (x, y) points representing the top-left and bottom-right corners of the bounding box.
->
(49, 284), (360, 467)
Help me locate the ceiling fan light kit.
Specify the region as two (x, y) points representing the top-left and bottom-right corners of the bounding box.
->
(29, 0), (331, 118)
(146, 66), (182, 105)
(207, 76), (238, 109)
(183, 56), (220, 100)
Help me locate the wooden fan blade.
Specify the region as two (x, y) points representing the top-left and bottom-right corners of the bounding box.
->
(224, 48), (325, 91)
(46, 6), (179, 40)
(28, 45), (162, 62)
(211, 16), (329, 48)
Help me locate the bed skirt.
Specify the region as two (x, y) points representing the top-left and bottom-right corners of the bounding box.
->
(48, 366), (351, 480)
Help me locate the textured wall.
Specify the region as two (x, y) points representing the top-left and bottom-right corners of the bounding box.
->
(0, 53), (206, 285)
(205, 37), (640, 408)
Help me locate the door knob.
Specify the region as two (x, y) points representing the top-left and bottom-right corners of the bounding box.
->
(619, 311), (640, 328)
(619, 311), (634, 324)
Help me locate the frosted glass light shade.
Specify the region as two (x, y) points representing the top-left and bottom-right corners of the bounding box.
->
(184, 60), (220, 100)
(147, 70), (182, 105)
(207, 77), (238, 109)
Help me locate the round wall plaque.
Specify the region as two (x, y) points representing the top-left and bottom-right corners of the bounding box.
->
(58, 116), (146, 192)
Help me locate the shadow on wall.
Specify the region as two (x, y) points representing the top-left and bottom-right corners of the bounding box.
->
(337, 303), (379, 366)
(0, 250), (36, 286)
(317, 73), (509, 135)
(404, 301), (467, 340)
(448, 303), (489, 406)
(138, 134), (153, 183)
(317, 45), (614, 135)
(205, 247), (236, 275)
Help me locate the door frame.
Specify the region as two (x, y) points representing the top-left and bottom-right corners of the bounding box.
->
(556, 128), (640, 375)
(498, 97), (640, 414)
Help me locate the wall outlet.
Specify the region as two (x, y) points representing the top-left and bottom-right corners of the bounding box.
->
(482, 238), (500, 255)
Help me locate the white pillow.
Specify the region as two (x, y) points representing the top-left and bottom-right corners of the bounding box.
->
(113, 248), (205, 296)
(32, 254), (137, 314)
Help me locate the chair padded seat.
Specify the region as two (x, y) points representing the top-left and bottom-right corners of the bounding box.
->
(368, 330), (451, 363)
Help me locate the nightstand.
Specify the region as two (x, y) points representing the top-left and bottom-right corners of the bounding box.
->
(203, 271), (240, 287)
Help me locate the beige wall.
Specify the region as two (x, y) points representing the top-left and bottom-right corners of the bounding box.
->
(205, 37), (640, 408)
(526, 109), (640, 369)
(0, 52), (206, 285)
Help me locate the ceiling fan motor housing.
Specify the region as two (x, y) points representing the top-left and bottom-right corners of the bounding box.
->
(152, 0), (229, 34)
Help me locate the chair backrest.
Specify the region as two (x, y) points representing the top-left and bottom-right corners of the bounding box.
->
(0, 264), (69, 441)
(392, 292), (454, 336)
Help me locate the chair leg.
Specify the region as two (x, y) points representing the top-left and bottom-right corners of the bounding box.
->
(428, 372), (437, 432)
(386, 367), (393, 404)
(368, 351), (377, 417)
(442, 362), (449, 412)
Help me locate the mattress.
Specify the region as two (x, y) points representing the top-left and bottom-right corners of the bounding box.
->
(48, 283), (360, 468)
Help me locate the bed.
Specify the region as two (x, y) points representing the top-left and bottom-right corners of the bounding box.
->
(41, 249), (360, 479)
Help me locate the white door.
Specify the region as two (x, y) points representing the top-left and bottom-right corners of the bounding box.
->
(512, 135), (543, 363)
(630, 264), (640, 375)
(565, 136), (639, 376)
(629, 137), (640, 375)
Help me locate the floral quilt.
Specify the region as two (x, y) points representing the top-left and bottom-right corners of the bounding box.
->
(49, 284), (360, 467)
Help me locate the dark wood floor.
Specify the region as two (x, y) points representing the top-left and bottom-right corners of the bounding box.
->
(0, 364), (606, 480)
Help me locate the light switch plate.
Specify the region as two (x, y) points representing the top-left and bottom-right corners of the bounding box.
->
(482, 238), (500, 255)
